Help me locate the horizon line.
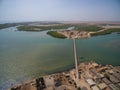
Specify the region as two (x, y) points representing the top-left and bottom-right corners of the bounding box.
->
(1, 20), (120, 24)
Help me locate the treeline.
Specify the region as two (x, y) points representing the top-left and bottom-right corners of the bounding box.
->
(0, 23), (17, 29)
(17, 26), (40, 31)
(91, 28), (120, 36)
(17, 24), (71, 31)
(75, 25), (103, 31)
(47, 31), (67, 38)
(17, 24), (102, 31)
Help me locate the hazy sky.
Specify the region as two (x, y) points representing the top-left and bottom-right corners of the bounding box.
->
(0, 0), (120, 23)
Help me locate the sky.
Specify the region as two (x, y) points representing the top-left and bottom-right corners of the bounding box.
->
(0, 0), (120, 23)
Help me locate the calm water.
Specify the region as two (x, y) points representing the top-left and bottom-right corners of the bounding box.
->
(0, 27), (120, 89)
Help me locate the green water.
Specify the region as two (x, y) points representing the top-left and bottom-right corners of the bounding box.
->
(0, 27), (120, 89)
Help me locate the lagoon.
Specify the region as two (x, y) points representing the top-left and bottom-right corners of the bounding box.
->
(0, 27), (120, 89)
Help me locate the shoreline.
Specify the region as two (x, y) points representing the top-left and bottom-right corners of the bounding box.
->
(47, 28), (120, 39)
(9, 61), (120, 90)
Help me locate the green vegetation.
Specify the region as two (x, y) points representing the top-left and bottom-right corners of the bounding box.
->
(17, 26), (43, 31)
(75, 25), (103, 31)
(78, 87), (81, 90)
(0, 23), (17, 29)
(17, 24), (102, 32)
(104, 73), (110, 80)
(91, 28), (120, 36)
(17, 24), (71, 31)
(47, 31), (67, 39)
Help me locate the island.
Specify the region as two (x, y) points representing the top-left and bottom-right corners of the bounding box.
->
(53, 30), (91, 39)
(17, 24), (72, 31)
(1, 22), (120, 38)
(47, 25), (120, 39)
(16, 22), (120, 39)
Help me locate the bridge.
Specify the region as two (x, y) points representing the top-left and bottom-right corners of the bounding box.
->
(73, 38), (79, 79)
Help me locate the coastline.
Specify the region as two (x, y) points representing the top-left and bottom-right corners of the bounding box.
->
(47, 28), (120, 39)
(9, 61), (120, 90)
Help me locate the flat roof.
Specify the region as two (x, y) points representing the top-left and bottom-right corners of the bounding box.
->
(102, 78), (112, 85)
(109, 84), (120, 90)
(86, 79), (96, 86)
(110, 75), (119, 83)
(98, 83), (107, 90)
(91, 86), (99, 90)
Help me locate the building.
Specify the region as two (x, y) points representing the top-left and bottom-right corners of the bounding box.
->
(98, 83), (107, 90)
(91, 86), (99, 90)
(86, 79), (96, 87)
